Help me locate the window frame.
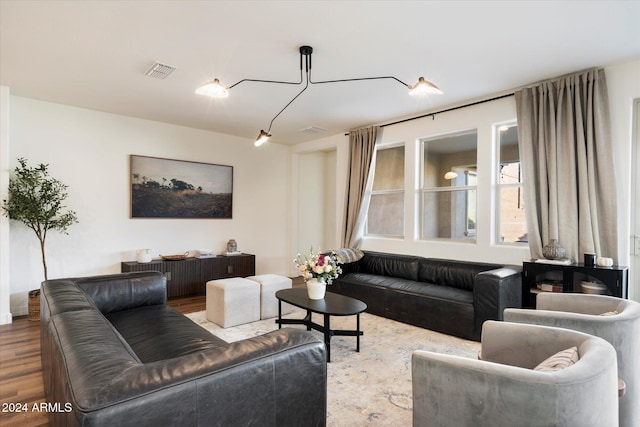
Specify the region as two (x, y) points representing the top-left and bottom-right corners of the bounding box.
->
(464, 170), (477, 237)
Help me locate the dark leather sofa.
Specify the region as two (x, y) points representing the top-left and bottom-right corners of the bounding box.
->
(40, 271), (327, 427)
(331, 251), (522, 341)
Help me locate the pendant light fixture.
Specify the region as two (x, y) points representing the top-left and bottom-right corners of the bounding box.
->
(195, 79), (228, 98)
(195, 45), (442, 146)
(409, 77), (443, 96)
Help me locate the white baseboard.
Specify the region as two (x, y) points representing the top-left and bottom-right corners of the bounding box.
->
(0, 311), (13, 325)
(12, 304), (27, 317)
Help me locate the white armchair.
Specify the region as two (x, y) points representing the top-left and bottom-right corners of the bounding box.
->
(504, 293), (640, 427)
(412, 321), (619, 427)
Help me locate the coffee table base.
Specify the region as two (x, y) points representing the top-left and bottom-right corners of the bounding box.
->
(276, 308), (363, 363)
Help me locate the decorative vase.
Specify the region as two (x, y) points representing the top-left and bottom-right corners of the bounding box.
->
(136, 249), (152, 263)
(306, 277), (326, 300)
(542, 239), (566, 260)
(226, 239), (237, 253)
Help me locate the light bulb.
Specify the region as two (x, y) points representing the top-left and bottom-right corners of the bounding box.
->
(255, 130), (271, 146)
(195, 79), (229, 98)
(409, 77), (443, 96)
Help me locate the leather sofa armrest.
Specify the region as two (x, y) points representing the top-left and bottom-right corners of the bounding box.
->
(473, 266), (522, 339)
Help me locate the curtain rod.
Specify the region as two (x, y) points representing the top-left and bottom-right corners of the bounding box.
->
(345, 92), (515, 135)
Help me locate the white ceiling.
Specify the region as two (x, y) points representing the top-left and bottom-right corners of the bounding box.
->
(1, 1), (639, 146)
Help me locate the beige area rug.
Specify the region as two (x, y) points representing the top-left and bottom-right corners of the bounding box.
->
(186, 309), (480, 426)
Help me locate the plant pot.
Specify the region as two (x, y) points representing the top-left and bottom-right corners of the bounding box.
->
(28, 289), (40, 321)
(306, 278), (326, 300)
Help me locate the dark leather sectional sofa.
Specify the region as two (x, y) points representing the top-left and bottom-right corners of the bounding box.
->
(331, 251), (522, 341)
(40, 271), (327, 426)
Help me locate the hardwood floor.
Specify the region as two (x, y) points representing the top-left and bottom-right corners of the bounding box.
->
(0, 277), (304, 426)
(0, 316), (48, 426)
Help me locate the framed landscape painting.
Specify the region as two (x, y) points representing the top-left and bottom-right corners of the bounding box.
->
(130, 155), (233, 218)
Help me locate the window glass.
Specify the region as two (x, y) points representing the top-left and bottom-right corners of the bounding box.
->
(368, 193), (404, 236)
(423, 132), (477, 188)
(366, 145), (404, 237)
(497, 124), (528, 243)
(421, 131), (477, 241)
(373, 145), (404, 190)
(422, 189), (477, 239)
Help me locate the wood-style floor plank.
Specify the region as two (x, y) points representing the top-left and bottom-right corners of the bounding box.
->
(0, 277), (303, 426)
(0, 317), (48, 426)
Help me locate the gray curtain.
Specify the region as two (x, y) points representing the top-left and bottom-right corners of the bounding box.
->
(515, 68), (618, 262)
(342, 126), (381, 248)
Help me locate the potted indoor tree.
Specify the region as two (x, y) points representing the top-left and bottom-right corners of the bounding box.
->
(2, 158), (78, 281)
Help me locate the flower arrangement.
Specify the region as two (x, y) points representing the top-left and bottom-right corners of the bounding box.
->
(294, 248), (342, 284)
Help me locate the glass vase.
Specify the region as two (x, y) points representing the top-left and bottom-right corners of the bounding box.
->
(542, 239), (566, 260)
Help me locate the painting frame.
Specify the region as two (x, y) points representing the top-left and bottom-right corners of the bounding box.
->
(130, 155), (233, 219)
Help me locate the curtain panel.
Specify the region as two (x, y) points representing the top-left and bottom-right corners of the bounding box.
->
(515, 68), (618, 262)
(342, 126), (381, 248)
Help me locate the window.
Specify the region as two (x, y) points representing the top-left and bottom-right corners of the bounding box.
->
(366, 144), (404, 237)
(421, 131), (477, 241)
(496, 123), (527, 243)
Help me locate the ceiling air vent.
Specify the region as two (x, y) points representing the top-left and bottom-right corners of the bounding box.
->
(299, 126), (328, 134)
(145, 62), (176, 79)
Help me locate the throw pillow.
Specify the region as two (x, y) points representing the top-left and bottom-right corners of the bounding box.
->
(334, 247), (364, 264)
(534, 346), (579, 372)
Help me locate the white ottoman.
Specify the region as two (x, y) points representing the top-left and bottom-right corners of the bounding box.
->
(206, 278), (260, 327)
(247, 274), (294, 319)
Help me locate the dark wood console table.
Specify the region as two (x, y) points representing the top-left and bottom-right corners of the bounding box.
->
(522, 261), (628, 308)
(121, 253), (255, 298)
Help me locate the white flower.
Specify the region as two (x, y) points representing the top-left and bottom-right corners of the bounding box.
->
(293, 247), (343, 284)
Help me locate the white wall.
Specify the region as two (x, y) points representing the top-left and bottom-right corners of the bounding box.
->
(290, 135), (349, 272)
(606, 59), (640, 300)
(0, 86), (11, 324)
(290, 96), (529, 267)
(2, 60), (638, 322)
(290, 60), (640, 288)
(362, 96), (530, 265)
(296, 151), (327, 254)
(324, 150), (338, 247)
(3, 95), (290, 319)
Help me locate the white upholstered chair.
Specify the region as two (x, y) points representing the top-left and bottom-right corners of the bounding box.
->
(504, 293), (640, 427)
(412, 320), (619, 427)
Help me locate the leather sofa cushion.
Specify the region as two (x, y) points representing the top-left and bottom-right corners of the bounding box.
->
(359, 251), (421, 281)
(49, 309), (143, 408)
(339, 273), (473, 304)
(106, 305), (228, 363)
(337, 273), (398, 289)
(386, 280), (474, 304)
(419, 259), (502, 291)
(76, 271), (166, 314)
